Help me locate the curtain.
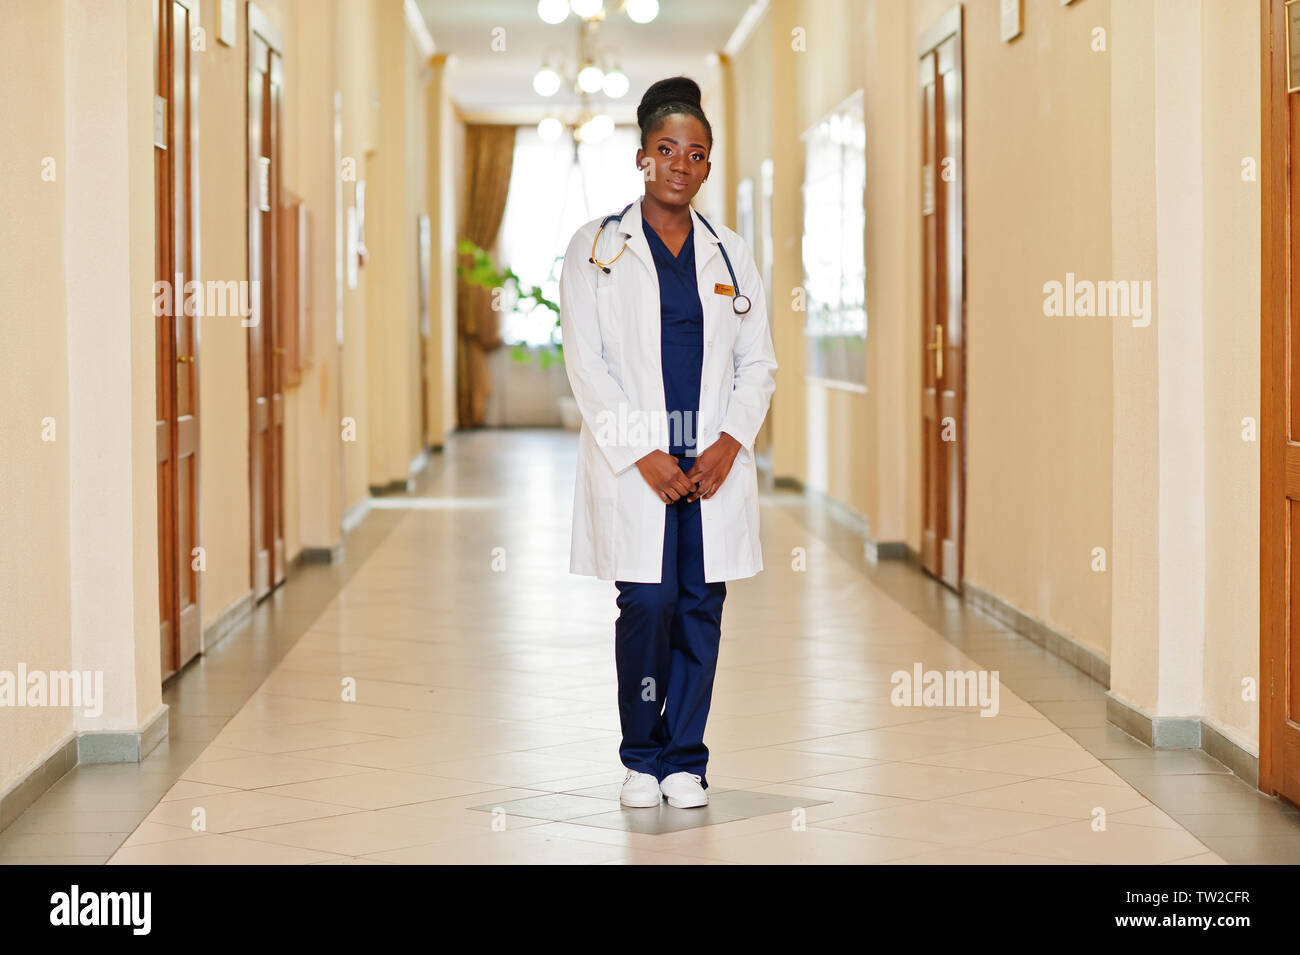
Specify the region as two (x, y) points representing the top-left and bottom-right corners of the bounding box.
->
(457, 124), (517, 427)
(497, 124), (646, 347)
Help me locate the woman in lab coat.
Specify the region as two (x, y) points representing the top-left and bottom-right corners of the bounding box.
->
(559, 76), (778, 810)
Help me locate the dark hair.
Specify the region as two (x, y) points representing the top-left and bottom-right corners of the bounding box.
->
(637, 76), (713, 151)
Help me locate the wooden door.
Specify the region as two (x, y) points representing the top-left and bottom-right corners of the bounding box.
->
(919, 5), (966, 593)
(1260, 0), (1300, 808)
(278, 193), (310, 388)
(155, 0), (201, 680)
(248, 7), (285, 600)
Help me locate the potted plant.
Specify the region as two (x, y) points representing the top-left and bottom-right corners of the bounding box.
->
(457, 239), (580, 429)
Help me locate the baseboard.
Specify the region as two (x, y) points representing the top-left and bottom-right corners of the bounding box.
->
(963, 580), (1111, 686)
(1105, 692), (1199, 747)
(864, 539), (909, 563)
(410, 448), (430, 477)
(0, 473), (398, 837)
(77, 704), (170, 764)
(1104, 693), (1259, 782)
(1201, 718), (1260, 785)
(202, 590), (254, 654)
(0, 735), (78, 832)
(0, 703), (171, 834)
(368, 478), (413, 496)
(342, 497), (371, 534)
(296, 542), (344, 565)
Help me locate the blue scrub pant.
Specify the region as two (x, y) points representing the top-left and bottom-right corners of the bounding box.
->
(614, 455), (727, 790)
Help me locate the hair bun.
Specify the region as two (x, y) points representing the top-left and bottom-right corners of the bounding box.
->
(637, 76), (702, 130)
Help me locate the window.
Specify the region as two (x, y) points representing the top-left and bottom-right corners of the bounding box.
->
(496, 124), (646, 347)
(800, 90), (866, 387)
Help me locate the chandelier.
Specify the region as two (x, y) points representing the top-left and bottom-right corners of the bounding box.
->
(533, 0), (658, 143)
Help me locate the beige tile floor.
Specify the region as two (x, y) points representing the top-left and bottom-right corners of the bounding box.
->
(4, 429), (1297, 864)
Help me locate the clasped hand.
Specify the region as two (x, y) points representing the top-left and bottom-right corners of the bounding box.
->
(634, 433), (742, 504)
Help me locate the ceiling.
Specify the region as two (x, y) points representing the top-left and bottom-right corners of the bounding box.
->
(416, 0), (756, 123)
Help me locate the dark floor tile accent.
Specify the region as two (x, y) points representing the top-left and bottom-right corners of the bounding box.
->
(1104, 750), (1235, 777)
(1063, 724), (1157, 759)
(1191, 831), (1300, 865)
(1164, 810), (1300, 837)
(471, 787), (829, 836)
(1031, 699), (1108, 729)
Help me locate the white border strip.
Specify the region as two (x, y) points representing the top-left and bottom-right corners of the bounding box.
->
(405, 0), (436, 58)
(724, 0), (770, 57)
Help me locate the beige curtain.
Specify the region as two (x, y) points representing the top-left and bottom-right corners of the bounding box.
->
(457, 124), (517, 428)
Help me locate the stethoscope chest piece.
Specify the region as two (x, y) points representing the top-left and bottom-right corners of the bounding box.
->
(592, 203), (752, 316)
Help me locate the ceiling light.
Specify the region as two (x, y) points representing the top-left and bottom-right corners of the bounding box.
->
(580, 114), (614, 142)
(533, 66), (562, 97)
(577, 63), (604, 93)
(626, 0), (658, 24)
(537, 0), (569, 24)
(570, 0), (603, 18)
(602, 67), (629, 99)
(538, 117), (564, 141)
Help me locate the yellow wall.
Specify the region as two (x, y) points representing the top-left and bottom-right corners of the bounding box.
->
(339, 0), (377, 516)
(1, 0), (165, 795)
(730, 0), (1262, 748)
(196, 0), (253, 629)
(0, 0), (1269, 805)
(198, 0), (432, 622)
(427, 56), (459, 447)
(921, 0), (1114, 657)
(1199, 0), (1260, 749)
(741, 0), (1113, 652)
(0, 0), (448, 802)
(0, 0), (75, 786)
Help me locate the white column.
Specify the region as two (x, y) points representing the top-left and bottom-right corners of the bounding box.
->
(63, 0), (165, 742)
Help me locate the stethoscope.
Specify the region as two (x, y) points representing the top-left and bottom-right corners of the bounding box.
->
(589, 201), (752, 315)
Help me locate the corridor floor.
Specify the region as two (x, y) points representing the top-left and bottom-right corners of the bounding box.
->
(5, 429), (1298, 864)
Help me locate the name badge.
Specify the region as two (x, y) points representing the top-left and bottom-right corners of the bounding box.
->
(714, 283), (735, 297)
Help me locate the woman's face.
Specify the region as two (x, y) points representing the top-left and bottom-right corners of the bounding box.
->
(636, 113), (711, 209)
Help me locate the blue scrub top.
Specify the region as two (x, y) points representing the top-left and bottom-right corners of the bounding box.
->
(642, 217), (704, 458)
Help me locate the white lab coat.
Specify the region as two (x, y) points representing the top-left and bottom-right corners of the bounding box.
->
(559, 195), (779, 584)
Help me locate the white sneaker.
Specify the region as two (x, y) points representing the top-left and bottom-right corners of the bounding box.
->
(620, 770), (663, 808)
(659, 771), (708, 808)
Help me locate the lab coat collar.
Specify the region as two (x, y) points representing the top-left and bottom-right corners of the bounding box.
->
(616, 194), (721, 277)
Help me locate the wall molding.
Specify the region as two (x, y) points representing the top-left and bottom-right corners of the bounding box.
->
(963, 580), (1111, 686)
(368, 478), (413, 496)
(0, 704), (169, 834)
(342, 497), (372, 534)
(864, 539), (909, 563)
(0, 736), (78, 833)
(1201, 717), (1260, 787)
(1106, 691), (1259, 783)
(77, 704), (169, 764)
(201, 590), (254, 654)
(297, 543), (344, 565)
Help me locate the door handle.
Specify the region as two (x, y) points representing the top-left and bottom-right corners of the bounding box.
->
(177, 354), (194, 363)
(925, 324), (943, 379)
